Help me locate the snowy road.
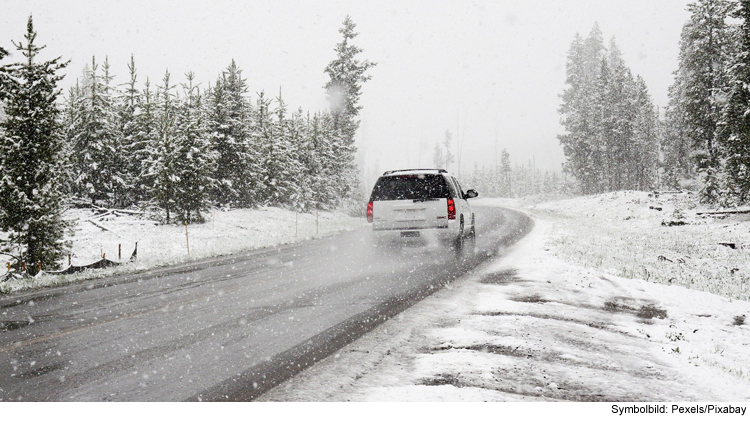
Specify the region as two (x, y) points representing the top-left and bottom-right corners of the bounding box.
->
(260, 211), (750, 402)
(0, 206), (531, 401)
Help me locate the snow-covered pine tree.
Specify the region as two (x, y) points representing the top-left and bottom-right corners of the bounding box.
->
(432, 141), (444, 169)
(671, 0), (735, 203)
(265, 93), (302, 206)
(718, 0), (750, 204)
(559, 32), (585, 193)
(304, 112), (327, 210)
(325, 109), (359, 208)
(543, 171), (554, 194)
(144, 70), (178, 222)
(101, 57), (128, 207)
(281, 107), (307, 209)
(133, 77), (158, 203)
(661, 79), (693, 189)
(559, 25), (606, 194)
(0, 45), (8, 96)
(500, 149), (511, 197)
(593, 56), (613, 193)
(70, 56), (122, 206)
(172, 72), (217, 223)
(631, 76), (659, 191)
(306, 111), (340, 209)
(292, 112), (316, 213)
(247, 91), (273, 206)
(0, 44), (9, 254)
(489, 163), (500, 197)
(60, 82), (84, 197)
(208, 60), (255, 207)
(606, 38), (637, 191)
(118, 55), (141, 206)
(0, 16), (70, 273)
(251, 92), (302, 207)
(442, 130), (455, 171)
(67, 62), (98, 200)
(560, 24), (659, 195)
(324, 16), (375, 201)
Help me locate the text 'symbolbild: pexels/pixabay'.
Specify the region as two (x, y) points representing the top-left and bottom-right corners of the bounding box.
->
(612, 404), (747, 416)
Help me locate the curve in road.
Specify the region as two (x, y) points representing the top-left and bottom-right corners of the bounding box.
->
(0, 205), (531, 401)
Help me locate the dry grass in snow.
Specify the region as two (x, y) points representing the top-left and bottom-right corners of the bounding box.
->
(514, 191), (750, 301)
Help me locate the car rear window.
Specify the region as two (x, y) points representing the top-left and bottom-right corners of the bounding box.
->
(370, 174), (451, 201)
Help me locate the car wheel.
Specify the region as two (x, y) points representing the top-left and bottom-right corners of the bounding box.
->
(467, 226), (476, 254)
(453, 232), (464, 252)
(454, 217), (465, 253)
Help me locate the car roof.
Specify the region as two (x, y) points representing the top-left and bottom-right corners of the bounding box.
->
(381, 169), (449, 177)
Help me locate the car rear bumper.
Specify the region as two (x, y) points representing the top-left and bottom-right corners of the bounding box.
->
(370, 221), (461, 246)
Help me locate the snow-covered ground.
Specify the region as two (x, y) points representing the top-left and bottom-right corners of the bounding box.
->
(526, 191), (750, 301)
(0, 206), (365, 294)
(260, 198), (750, 401)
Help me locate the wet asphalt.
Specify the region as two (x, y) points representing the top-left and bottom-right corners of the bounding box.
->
(0, 205), (531, 401)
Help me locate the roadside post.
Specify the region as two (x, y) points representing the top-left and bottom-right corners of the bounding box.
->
(185, 222), (190, 256)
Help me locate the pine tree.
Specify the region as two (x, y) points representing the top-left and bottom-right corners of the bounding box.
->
(0, 45), (9, 96)
(324, 16), (375, 202)
(255, 92), (302, 206)
(293, 112), (317, 213)
(324, 16), (375, 140)
(61, 81), (84, 196)
(559, 25), (606, 194)
(560, 24), (660, 195)
(70, 56), (122, 206)
(118, 55), (141, 206)
(308, 111), (342, 209)
(719, 0), (750, 204)
(208, 60), (255, 207)
(431, 130), (455, 171)
(671, 0), (735, 202)
(173, 72), (217, 223)
(101, 57), (128, 207)
(593, 56), (613, 192)
(284, 108), (310, 211)
(632, 76), (659, 191)
(432, 141), (444, 169)
(145, 70), (178, 222)
(662, 80), (692, 189)
(500, 149), (512, 197)
(606, 38), (638, 191)
(0, 16), (70, 273)
(442, 130), (455, 170)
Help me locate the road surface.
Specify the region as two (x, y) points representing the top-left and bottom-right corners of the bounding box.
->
(0, 206), (531, 401)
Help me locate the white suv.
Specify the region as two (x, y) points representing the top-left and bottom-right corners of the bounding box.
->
(366, 169), (478, 250)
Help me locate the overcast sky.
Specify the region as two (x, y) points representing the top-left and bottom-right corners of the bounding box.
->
(1, 0), (692, 185)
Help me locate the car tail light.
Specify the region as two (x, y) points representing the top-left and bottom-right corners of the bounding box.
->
(447, 198), (456, 220)
(367, 200), (373, 223)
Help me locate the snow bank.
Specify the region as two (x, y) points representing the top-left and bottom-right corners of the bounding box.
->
(0, 207), (365, 294)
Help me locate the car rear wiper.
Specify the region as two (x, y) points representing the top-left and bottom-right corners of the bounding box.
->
(412, 198), (440, 202)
